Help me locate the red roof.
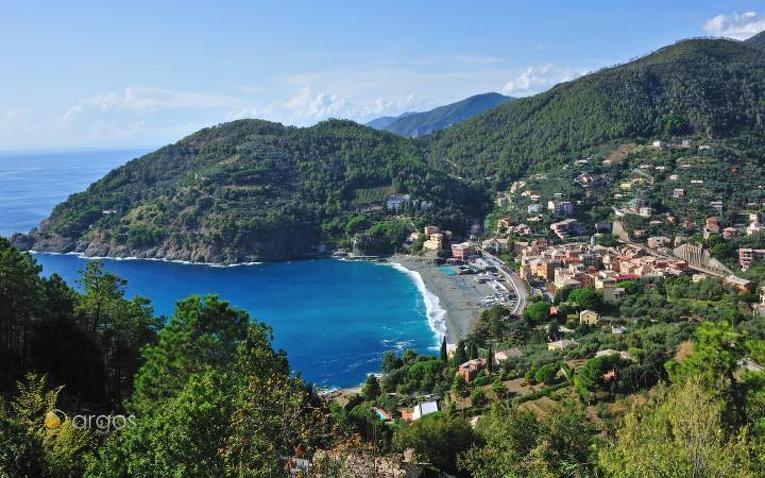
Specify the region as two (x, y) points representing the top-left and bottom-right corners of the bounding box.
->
(615, 274), (640, 281)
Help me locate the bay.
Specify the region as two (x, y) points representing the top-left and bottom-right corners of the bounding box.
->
(0, 149), (439, 387)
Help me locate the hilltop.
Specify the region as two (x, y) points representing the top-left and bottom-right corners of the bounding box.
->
(425, 38), (765, 183)
(17, 120), (487, 263)
(746, 30), (765, 51)
(367, 92), (514, 137)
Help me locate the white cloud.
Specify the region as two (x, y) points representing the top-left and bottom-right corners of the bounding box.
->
(284, 86), (351, 120)
(703, 11), (765, 40)
(501, 64), (584, 96)
(60, 87), (248, 126)
(365, 95), (432, 116)
(278, 85), (438, 125)
(5, 57), (598, 149)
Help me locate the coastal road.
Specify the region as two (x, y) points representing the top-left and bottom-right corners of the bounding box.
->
(479, 249), (529, 316)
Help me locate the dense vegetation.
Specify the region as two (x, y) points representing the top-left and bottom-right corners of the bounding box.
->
(0, 240), (375, 476)
(367, 92), (514, 138)
(2, 240), (765, 476)
(424, 38), (765, 185)
(19, 120), (488, 263)
(16, 37), (765, 265)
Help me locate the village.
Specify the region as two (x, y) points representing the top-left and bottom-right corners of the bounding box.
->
(324, 137), (765, 439)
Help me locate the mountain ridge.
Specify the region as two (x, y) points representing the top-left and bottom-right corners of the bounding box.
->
(424, 38), (765, 182)
(367, 92), (514, 137)
(15, 36), (765, 262)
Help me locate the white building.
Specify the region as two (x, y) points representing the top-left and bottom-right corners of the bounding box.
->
(547, 339), (579, 351)
(412, 401), (439, 421)
(596, 349), (635, 361)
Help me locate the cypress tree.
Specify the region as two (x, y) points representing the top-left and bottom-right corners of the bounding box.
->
(454, 340), (467, 365)
(440, 337), (448, 363)
(468, 340), (479, 360)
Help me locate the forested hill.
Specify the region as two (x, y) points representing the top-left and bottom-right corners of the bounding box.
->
(17, 120), (488, 263)
(16, 37), (765, 262)
(367, 92), (514, 137)
(424, 38), (765, 184)
(746, 30), (765, 51)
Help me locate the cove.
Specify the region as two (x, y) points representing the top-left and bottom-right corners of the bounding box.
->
(32, 253), (439, 388)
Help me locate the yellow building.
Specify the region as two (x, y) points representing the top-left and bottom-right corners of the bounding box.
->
(579, 309), (599, 325)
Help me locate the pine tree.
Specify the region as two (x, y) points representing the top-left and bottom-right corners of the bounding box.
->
(362, 374), (381, 400)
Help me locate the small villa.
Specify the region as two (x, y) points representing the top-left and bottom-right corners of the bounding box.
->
(399, 401), (439, 423)
(457, 358), (487, 382)
(493, 348), (523, 365)
(547, 339), (579, 351)
(579, 309), (599, 326)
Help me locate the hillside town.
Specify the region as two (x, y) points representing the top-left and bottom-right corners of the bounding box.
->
(323, 137), (765, 468)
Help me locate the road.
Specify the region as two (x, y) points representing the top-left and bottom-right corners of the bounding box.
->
(479, 249), (530, 316)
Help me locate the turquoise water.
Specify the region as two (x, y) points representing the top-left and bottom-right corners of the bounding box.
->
(32, 254), (437, 387)
(1, 149), (439, 386)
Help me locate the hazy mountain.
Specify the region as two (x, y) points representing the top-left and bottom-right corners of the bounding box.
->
(367, 92), (514, 137)
(365, 112), (417, 130)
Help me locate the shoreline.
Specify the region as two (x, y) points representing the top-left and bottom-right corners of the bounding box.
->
(28, 250), (265, 268)
(31, 250), (483, 344)
(386, 261), (448, 345)
(388, 254), (487, 344)
(30, 249), (480, 390)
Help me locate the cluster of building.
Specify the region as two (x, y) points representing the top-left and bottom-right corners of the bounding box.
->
(385, 193), (433, 213)
(518, 239), (689, 298)
(613, 196), (654, 219)
(414, 225), (476, 261)
(651, 139), (693, 149)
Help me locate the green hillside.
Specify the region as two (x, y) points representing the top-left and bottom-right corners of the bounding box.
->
(20, 120), (488, 263)
(368, 92), (514, 137)
(425, 38), (765, 184)
(746, 30), (765, 51)
(17, 38), (765, 262)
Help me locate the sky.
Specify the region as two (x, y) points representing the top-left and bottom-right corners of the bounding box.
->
(2, 1), (765, 150)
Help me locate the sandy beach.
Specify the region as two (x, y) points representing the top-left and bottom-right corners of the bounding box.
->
(389, 254), (493, 343)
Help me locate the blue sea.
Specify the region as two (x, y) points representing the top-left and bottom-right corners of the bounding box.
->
(0, 149), (440, 387)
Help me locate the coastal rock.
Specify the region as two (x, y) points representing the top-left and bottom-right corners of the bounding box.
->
(24, 222), (326, 265)
(17, 233), (76, 253)
(9, 233), (34, 251)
